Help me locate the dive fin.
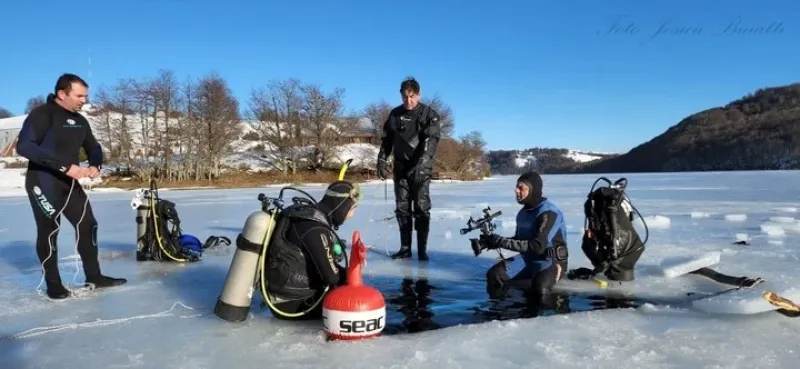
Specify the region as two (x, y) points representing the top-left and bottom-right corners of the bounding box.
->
(763, 291), (800, 313)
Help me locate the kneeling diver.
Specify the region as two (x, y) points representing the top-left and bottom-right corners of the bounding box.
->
(480, 171), (569, 299)
(262, 181), (362, 320)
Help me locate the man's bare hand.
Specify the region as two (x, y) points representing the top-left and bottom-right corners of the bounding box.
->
(65, 165), (88, 180)
(87, 166), (100, 178)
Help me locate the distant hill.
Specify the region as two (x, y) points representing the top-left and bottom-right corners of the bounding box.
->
(575, 82), (800, 173)
(486, 147), (618, 174)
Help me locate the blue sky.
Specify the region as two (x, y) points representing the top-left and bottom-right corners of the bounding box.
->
(1, 0), (797, 153)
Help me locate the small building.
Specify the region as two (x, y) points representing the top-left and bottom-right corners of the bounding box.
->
(0, 114), (26, 157)
(342, 117), (379, 145)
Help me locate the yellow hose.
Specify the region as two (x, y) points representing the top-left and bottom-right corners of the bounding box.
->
(338, 158), (353, 181)
(150, 192), (188, 262)
(258, 158), (353, 318)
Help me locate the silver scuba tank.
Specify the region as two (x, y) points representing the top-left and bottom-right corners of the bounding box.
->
(135, 190), (152, 261)
(214, 210), (276, 322)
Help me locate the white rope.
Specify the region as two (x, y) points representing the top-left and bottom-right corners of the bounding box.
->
(35, 178), (94, 301)
(383, 180), (390, 256)
(0, 302), (199, 341)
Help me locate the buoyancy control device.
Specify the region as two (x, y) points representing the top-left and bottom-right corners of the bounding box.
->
(131, 179), (231, 263)
(569, 177), (649, 281)
(214, 159), (354, 322)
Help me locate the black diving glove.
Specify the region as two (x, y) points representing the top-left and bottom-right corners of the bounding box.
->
(479, 233), (503, 250)
(376, 158), (389, 180)
(567, 268), (596, 280)
(407, 155), (433, 180)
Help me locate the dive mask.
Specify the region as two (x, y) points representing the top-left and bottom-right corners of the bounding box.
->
(324, 182), (362, 205)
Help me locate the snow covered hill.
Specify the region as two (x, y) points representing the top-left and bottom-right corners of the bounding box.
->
(513, 149), (609, 167)
(487, 147), (619, 174)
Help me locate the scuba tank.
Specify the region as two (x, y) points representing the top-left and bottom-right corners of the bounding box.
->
(214, 159), (355, 322)
(214, 204), (278, 322)
(132, 189), (152, 262)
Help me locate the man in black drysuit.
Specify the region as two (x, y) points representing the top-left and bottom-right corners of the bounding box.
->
(263, 180), (361, 320)
(16, 73), (126, 300)
(376, 77), (442, 261)
(479, 172), (569, 300)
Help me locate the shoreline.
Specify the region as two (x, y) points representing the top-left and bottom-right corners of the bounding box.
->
(0, 168), (479, 198)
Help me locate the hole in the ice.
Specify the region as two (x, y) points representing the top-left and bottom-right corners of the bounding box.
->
(373, 275), (649, 335)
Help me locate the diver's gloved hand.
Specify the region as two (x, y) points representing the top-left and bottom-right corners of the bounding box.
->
(376, 158), (389, 180)
(479, 233), (503, 249)
(203, 235), (231, 249)
(567, 267), (596, 280)
(592, 261), (610, 275)
(409, 155), (433, 180)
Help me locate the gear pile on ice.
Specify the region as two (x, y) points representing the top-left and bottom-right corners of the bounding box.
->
(131, 179), (231, 262)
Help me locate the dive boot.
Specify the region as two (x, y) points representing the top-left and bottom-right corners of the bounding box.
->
(45, 279), (71, 300)
(417, 229), (429, 261)
(415, 216), (431, 261)
(392, 223), (414, 260)
(392, 245), (412, 259)
(85, 275), (128, 289)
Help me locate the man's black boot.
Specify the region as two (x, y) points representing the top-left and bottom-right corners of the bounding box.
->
(40, 246), (69, 299)
(391, 245), (412, 259)
(45, 278), (71, 300)
(392, 221), (414, 259)
(417, 229), (429, 261)
(85, 275), (128, 289)
(416, 216), (430, 261)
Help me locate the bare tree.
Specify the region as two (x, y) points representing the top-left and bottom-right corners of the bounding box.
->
(248, 78), (304, 173)
(421, 93), (455, 137)
(90, 85), (116, 160)
(435, 131), (488, 177)
(299, 83), (350, 170)
(24, 96), (46, 114)
(0, 107), (12, 119)
(174, 76), (198, 180)
(149, 69), (182, 179)
(362, 100), (392, 142)
(109, 78), (137, 171)
(190, 72), (241, 179)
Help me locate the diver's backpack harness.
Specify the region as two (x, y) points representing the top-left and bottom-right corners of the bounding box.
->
(133, 179), (230, 262)
(582, 177), (649, 275)
(254, 187), (349, 318)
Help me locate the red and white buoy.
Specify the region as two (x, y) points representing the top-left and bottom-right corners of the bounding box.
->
(322, 231), (386, 341)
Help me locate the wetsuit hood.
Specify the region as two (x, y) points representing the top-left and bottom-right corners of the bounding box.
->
(517, 171), (543, 208)
(317, 181), (359, 228)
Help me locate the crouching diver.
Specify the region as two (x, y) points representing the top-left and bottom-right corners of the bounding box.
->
(567, 177), (763, 289)
(262, 181), (361, 320)
(567, 177), (646, 282)
(479, 171), (569, 300)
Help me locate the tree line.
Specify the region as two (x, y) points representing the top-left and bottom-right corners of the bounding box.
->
(3, 69), (489, 181)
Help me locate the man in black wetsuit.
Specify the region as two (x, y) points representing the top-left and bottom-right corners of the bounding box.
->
(479, 171), (569, 299)
(17, 73), (126, 300)
(376, 77), (442, 261)
(263, 180), (361, 320)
